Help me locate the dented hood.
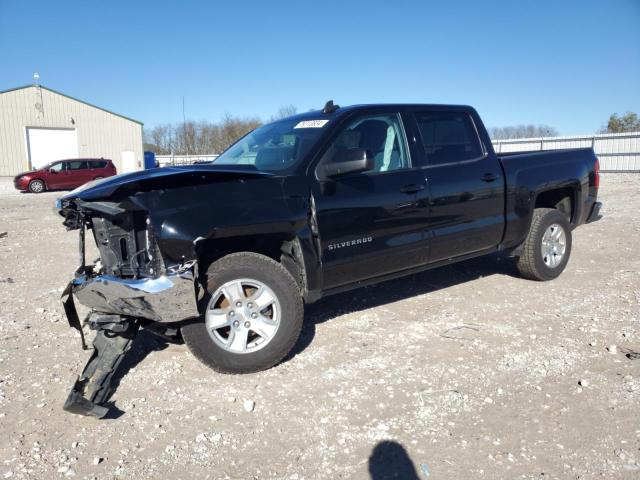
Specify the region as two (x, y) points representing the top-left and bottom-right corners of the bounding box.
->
(58, 164), (273, 202)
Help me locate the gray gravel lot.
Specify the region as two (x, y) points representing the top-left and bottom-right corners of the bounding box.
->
(0, 174), (639, 479)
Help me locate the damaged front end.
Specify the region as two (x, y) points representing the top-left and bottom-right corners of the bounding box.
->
(54, 165), (305, 417)
(57, 196), (199, 417)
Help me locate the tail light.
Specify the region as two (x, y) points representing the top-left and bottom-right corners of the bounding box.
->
(594, 158), (600, 189)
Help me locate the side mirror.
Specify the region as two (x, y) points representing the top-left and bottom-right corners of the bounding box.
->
(323, 148), (374, 178)
(49, 168), (58, 174)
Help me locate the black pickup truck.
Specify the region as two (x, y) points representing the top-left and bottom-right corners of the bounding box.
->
(56, 102), (602, 416)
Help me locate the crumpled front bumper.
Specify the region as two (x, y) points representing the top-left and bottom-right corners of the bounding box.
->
(71, 267), (199, 323)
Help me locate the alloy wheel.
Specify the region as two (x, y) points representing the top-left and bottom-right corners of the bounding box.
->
(205, 278), (281, 354)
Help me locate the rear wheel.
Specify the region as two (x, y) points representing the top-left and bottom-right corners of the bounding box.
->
(28, 179), (45, 193)
(517, 208), (572, 281)
(182, 252), (303, 374)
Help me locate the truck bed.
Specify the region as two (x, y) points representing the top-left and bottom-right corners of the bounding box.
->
(497, 147), (594, 158)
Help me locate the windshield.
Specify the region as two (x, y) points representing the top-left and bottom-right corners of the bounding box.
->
(213, 117), (329, 172)
(39, 161), (63, 171)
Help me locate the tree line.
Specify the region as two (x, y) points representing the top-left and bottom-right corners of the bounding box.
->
(489, 125), (558, 140)
(145, 106), (640, 154)
(489, 112), (640, 140)
(144, 105), (297, 155)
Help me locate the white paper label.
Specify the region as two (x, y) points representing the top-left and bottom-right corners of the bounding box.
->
(294, 120), (329, 129)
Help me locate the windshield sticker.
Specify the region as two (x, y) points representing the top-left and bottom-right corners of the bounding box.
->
(294, 120), (329, 129)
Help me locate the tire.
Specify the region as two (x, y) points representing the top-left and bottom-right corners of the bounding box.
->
(182, 252), (303, 374)
(517, 208), (572, 281)
(28, 179), (45, 193)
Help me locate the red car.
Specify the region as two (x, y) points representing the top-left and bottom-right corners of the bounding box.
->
(13, 158), (117, 193)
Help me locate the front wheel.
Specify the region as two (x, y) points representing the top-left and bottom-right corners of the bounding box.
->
(517, 208), (572, 281)
(182, 252), (303, 374)
(28, 179), (45, 193)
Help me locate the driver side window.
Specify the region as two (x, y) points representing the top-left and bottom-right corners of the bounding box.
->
(322, 113), (410, 173)
(50, 162), (65, 172)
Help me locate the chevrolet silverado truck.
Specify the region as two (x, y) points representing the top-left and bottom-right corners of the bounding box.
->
(56, 101), (602, 417)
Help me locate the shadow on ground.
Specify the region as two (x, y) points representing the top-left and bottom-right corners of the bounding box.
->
(288, 252), (520, 359)
(101, 329), (174, 418)
(368, 440), (420, 479)
(99, 253), (518, 416)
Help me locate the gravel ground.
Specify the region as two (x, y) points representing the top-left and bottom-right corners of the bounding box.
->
(0, 174), (638, 480)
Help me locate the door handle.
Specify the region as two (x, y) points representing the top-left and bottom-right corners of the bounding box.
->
(400, 183), (425, 194)
(481, 173), (499, 182)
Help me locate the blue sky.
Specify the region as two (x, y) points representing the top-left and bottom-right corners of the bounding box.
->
(1, 0), (639, 135)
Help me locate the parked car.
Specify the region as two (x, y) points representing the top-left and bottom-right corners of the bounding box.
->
(14, 158), (117, 193)
(56, 102), (602, 417)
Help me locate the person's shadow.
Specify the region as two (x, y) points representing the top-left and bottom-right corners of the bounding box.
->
(368, 441), (420, 479)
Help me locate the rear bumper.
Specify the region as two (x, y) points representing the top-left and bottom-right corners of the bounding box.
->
(71, 267), (198, 323)
(586, 201), (603, 223)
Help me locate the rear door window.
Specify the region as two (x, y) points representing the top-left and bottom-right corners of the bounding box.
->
(89, 160), (107, 168)
(68, 160), (88, 170)
(414, 111), (484, 165)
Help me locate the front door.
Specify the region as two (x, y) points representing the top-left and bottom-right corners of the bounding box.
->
(45, 161), (67, 189)
(409, 109), (505, 262)
(311, 111), (430, 290)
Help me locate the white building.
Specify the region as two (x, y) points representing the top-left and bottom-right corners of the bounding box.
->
(493, 132), (640, 172)
(0, 84), (143, 176)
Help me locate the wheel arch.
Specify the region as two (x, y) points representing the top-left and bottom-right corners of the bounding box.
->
(506, 184), (579, 256)
(533, 186), (577, 224)
(195, 233), (311, 296)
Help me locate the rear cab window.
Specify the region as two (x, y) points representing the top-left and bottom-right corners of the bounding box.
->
(413, 110), (484, 165)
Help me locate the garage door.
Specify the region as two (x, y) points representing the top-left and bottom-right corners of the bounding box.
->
(26, 128), (78, 169)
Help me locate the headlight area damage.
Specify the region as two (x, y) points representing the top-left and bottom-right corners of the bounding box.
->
(58, 196), (199, 418)
(55, 165), (305, 418)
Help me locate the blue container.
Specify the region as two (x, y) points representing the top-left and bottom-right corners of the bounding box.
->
(144, 151), (157, 169)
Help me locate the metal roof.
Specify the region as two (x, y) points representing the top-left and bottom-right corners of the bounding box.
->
(0, 84), (143, 125)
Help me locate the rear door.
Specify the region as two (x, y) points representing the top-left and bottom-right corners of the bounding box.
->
(87, 160), (108, 179)
(311, 109), (431, 289)
(408, 108), (505, 262)
(65, 160), (92, 188)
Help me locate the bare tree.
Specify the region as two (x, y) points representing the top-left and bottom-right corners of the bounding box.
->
(144, 116), (262, 155)
(217, 114), (262, 152)
(270, 104), (297, 121)
(489, 124), (559, 140)
(174, 121), (198, 156)
(144, 124), (175, 154)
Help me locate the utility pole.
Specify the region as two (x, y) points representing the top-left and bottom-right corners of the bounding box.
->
(34, 72), (44, 118)
(182, 96), (188, 157)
